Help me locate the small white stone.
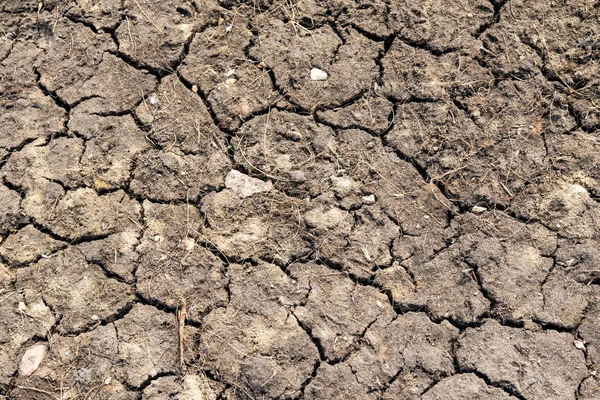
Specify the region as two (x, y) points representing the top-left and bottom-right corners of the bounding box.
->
(225, 78), (237, 85)
(91, 315), (100, 321)
(310, 68), (328, 81)
(104, 377), (112, 385)
(19, 344), (47, 377)
(18, 302), (28, 312)
(225, 69), (236, 77)
(331, 176), (353, 189)
(570, 184), (587, 194)
(182, 237), (195, 252)
(472, 205), (487, 214)
(148, 96), (159, 105)
(362, 194), (376, 205)
(376, 300), (383, 308)
(574, 340), (586, 350)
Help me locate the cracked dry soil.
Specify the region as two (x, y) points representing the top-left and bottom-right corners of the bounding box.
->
(0, 0), (599, 399)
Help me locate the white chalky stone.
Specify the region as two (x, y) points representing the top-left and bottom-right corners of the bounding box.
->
(310, 68), (328, 81)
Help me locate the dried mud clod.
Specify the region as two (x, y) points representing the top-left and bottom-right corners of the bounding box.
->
(1, 0), (599, 399)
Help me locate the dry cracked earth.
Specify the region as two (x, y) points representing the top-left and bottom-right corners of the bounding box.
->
(0, 0), (599, 399)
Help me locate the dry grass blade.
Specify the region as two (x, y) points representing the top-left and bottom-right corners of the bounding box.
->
(177, 298), (187, 374)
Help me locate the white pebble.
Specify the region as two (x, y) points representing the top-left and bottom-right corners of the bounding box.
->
(310, 68), (328, 81)
(182, 237), (195, 252)
(376, 300), (383, 308)
(472, 205), (487, 214)
(225, 78), (237, 85)
(574, 340), (586, 350)
(362, 194), (376, 205)
(19, 344), (47, 377)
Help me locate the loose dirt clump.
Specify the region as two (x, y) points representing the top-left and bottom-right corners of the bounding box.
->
(198, 262), (318, 399)
(457, 320), (588, 399)
(0, 42), (66, 152)
(0, 225), (66, 266)
(135, 74), (226, 154)
(289, 262), (394, 361)
(422, 373), (517, 400)
(180, 17), (280, 130)
(251, 22), (382, 111)
(1, 0), (599, 399)
(136, 201), (229, 319)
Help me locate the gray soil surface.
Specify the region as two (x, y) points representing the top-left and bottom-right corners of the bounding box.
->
(1, 0), (599, 399)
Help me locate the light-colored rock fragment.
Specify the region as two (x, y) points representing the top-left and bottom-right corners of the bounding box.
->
(310, 68), (328, 81)
(574, 340), (586, 350)
(472, 206), (487, 214)
(362, 194), (376, 205)
(225, 170), (273, 199)
(330, 176), (356, 198)
(19, 343), (47, 377)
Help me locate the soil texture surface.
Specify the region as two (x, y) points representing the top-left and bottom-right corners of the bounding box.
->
(1, 0), (600, 399)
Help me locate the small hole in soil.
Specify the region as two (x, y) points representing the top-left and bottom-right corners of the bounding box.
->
(573, 77), (589, 90)
(298, 17), (316, 30)
(176, 7), (193, 17)
(36, 22), (54, 37)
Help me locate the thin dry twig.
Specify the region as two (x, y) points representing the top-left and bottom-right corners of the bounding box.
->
(177, 298), (187, 374)
(125, 16), (135, 51)
(132, 0), (163, 33)
(15, 386), (60, 400)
